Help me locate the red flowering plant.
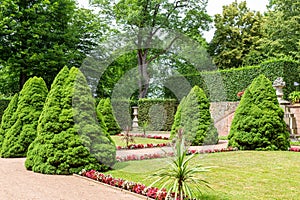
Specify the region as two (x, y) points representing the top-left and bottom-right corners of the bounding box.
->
(79, 169), (167, 199)
(116, 142), (170, 150)
(289, 147), (300, 152)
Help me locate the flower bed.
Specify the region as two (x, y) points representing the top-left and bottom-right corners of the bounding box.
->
(117, 143), (170, 150)
(118, 133), (169, 140)
(289, 147), (300, 152)
(116, 147), (238, 162)
(79, 169), (167, 200)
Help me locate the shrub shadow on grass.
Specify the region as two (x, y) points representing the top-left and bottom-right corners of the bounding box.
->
(111, 162), (130, 170)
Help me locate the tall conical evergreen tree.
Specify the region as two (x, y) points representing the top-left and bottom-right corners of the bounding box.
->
(0, 94), (18, 147)
(170, 97), (186, 138)
(171, 86), (218, 145)
(228, 74), (290, 150)
(1, 77), (48, 157)
(25, 67), (116, 174)
(96, 98), (121, 135)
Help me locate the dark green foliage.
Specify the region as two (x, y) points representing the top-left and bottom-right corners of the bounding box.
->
(166, 59), (299, 102)
(171, 86), (218, 145)
(0, 94), (18, 148)
(138, 99), (178, 131)
(0, 97), (11, 122)
(96, 98), (121, 135)
(260, 58), (300, 99)
(228, 75), (290, 150)
(0, 0), (104, 93)
(1, 77), (48, 158)
(25, 67), (116, 175)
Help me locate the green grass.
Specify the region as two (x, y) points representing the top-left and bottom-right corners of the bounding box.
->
(111, 135), (170, 147)
(107, 151), (300, 199)
(218, 135), (228, 140)
(291, 141), (300, 146)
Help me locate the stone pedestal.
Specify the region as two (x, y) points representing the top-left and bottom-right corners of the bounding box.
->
(287, 104), (300, 136)
(132, 106), (139, 131)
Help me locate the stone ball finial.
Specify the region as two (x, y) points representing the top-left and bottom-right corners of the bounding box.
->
(273, 77), (285, 87)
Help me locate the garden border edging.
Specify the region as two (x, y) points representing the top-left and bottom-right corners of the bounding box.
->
(73, 174), (155, 200)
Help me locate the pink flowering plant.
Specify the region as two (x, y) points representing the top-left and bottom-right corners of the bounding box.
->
(79, 169), (167, 199)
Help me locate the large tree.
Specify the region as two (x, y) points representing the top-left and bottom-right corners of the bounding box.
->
(208, 1), (263, 69)
(90, 0), (212, 98)
(0, 0), (103, 93)
(247, 0), (300, 62)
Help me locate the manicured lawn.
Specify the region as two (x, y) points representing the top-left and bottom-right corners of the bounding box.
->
(291, 141), (300, 146)
(111, 135), (170, 147)
(108, 151), (300, 199)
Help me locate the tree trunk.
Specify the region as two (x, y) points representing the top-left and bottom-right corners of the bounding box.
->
(137, 50), (150, 99)
(19, 71), (27, 91)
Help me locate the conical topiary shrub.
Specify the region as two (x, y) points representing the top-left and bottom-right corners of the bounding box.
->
(1, 77), (48, 158)
(0, 94), (18, 148)
(170, 97), (186, 137)
(97, 98), (122, 135)
(228, 74), (290, 150)
(25, 67), (116, 174)
(171, 86), (218, 145)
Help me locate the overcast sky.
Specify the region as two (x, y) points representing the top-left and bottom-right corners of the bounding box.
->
(76, 0), (269, 41)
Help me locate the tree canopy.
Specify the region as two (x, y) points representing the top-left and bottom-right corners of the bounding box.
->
(208, 1), (263, 69)
(0, 0), (104, 94)
(90, 0), (212, 98)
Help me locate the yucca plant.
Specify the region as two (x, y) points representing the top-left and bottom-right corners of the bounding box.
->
(150, 129), (210, 200)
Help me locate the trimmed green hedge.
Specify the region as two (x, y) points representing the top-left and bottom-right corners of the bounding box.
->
(138, 99), (178, 131)
(166, 59), (299, 102)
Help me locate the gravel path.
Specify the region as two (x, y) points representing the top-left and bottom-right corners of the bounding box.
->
(0, 158), (145, 200)
(116, 140), (229, 158)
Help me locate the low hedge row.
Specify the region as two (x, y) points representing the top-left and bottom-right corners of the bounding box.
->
(138, 99), (178, 131)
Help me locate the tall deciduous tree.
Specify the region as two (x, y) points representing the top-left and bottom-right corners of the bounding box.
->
(0, 0), (103, 93)
(208, 1), (263, 69)
(90, 0), (212, 98)
(248, 0), (300, 62)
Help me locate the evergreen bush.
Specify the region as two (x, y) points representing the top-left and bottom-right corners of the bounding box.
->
(0, 94), (18, 148)
(171, 86), (218, 145)
(1, 77), (48, 157)
(0, 97), (11, 122)
(96, 98), (121, 135)
(228, 74), (290, 150)
(25, 67), (116, 174)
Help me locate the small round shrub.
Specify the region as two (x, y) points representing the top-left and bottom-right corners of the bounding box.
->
(228, 74), (290, 150)
(1, 77), (48, 158)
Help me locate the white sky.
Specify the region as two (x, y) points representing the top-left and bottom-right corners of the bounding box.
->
(76, 0), (269, 41)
